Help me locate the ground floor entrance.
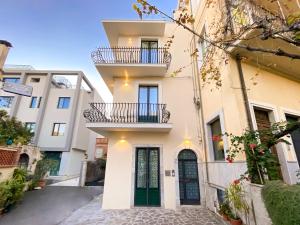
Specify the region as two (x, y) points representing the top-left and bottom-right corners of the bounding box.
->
(178, 149), (200, 205)
(44, 151), (62, 176)
(134, 147), (160, 206)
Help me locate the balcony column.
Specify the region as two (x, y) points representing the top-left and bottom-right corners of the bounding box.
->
(64, 73), (83, 152)
(32, 73), (52, 146)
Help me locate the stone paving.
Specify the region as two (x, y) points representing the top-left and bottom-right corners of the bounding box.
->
(60, 196), (225, 225)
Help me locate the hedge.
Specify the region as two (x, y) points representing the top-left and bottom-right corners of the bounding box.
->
(262, 181), (300, 225)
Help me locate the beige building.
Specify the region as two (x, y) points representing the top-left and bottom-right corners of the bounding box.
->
(189, 0), (300, 219)
(84, 17), (205, 209)
(0, 67), (102, 178)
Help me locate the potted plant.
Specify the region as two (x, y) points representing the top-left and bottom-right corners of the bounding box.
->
(33, 157), (58, 188)
(218, 201), (232, 221)
(226, 181), (249, 225)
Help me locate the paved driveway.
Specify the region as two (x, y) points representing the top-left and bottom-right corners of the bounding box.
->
(60, 196), (225, 225)
(0, 186), (102, 225)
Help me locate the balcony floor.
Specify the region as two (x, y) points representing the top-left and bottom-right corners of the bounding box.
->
(86, 122), (172, 134)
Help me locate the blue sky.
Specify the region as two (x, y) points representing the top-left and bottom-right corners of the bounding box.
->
(0, 0), (177, 102)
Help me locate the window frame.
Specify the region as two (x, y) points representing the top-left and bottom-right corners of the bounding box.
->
(0, 96), (14, 108)
(206, 110), (227, 162)
(3, 77), (20, 83)
(57, 97), (71, 109)
(29, 96), (39, 108)
(51, 123), (66, 136)
(25, 122), (36, 134)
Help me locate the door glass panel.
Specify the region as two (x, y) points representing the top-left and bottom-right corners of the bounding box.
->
(184, 161), (198, 179)
(185, 182), (200, 200)
(137, 149), (147, 188)
(286, 115), (300, 165)
(149, 150), (159, 188)
(141, 40), (158, 63)
(150, 41), (158, 63)
(138, 86), (158, 122)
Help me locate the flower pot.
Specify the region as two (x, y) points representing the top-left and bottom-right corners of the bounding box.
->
(230, 218), (242, 225)
(222, 214), (230, 221)
(38, 180), (46, 189)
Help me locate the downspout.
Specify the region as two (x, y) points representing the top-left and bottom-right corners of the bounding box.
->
(236, 55), (254, 131)
(189, 0), (210, 195)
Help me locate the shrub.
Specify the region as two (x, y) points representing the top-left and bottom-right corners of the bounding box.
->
(0, 168), (27, 210)
(262, 181), (300, 225)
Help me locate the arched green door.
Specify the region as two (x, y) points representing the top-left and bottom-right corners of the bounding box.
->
(178, 149), (200, 205)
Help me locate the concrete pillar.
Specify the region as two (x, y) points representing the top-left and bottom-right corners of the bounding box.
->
(64, 73), (83, 152)
(33, 73), (52, 145)
(79, 154), (88, 187)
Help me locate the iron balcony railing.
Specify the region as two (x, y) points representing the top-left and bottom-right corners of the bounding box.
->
(91, 47), (171, 66)
(83, 103), (171, 124)
(228, 0), (292, 39)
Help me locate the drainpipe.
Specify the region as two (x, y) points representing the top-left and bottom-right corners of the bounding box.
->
(189, 0), (210, 199)
(236, 55), (254, 131)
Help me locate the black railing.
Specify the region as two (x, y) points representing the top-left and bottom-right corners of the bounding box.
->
(228, 0), (290, 39)
(91, 47), (171, 66)
(83, 103), (170, 124)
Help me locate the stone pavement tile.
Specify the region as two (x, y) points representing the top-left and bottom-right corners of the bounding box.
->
(59, 196), (225, 225)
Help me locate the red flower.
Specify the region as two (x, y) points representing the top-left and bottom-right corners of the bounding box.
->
(258, 150), (264, 155)
(233, 179), (240, 185)
(249, 143), (257, 149)
(226, 156), (233, 163)
(212, 135), (221, 142)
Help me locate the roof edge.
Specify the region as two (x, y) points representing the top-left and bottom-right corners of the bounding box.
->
(0, 40), (12, 47)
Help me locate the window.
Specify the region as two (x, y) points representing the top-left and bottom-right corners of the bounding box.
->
(217, 188), (226, 204)
(141, 40), (158, 63)
(25, 122), (36, 134)
(286, 115), (300, 166)
(198, 28), (207, 68)
(210, 118), (225, 160)
(0, 96), (14, 108)
(138, 85), (158, 122)
(30, 77), (40, 83)
(52, 123), (66, 136)
(30, 97), (41, 108)
(3, 77), (20, 83)
(57, 97), (70, 109)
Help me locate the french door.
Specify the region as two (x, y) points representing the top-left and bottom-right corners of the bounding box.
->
(138, 86), (158, 122)
(134, 147), (160, 206)
(141, 40), (158, 64)
(178, 149), (200, 205)
(286, 115), (300, 166)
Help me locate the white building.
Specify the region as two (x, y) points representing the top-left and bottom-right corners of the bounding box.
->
(0, 68), (102, 178)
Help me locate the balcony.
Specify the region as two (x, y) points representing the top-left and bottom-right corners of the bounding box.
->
(91, 47), (171, 92)
(227, 0), (300, 78)
(83, 103), (172, 134)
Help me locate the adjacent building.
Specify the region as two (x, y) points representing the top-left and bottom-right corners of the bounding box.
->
(189, 0), (300, 217)
(1, 68), (102, 178)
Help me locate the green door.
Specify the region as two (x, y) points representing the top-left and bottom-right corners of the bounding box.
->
(44, 152), (61, 176)
(134, 148), (160, 206)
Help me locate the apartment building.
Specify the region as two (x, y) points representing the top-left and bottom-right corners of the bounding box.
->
(83, 14), (204, 208)
(189, 0), (300, 216)
(0, 67), (102, 177)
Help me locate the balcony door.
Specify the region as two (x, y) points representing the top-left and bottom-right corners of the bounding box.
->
(138, 85), (158, 123)
(286, 115), (300, 166)
(134, 147), (160, 206)
(141, 40), (158, 64)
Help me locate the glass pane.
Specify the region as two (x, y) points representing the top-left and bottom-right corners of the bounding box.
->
(0, 96), (14, 108)
(149, 87), (158, 104)
(184, 161), (198, 179)
(137, 149), (147, 188)
(139, 87), (148, 104)
(211, 119), (225, 160)
(149, 150), (159, 188)
(185, 182), (199, 200)
(58, 124), (65, 136)
(179, 182), (185, 200)
(178, 150), (197, 160)
(178, 161), (184, 178)
(30, 97), (37, 108)
(52, 124), (59, 136)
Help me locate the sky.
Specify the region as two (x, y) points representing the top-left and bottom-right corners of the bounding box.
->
(0, 0), (177, 102)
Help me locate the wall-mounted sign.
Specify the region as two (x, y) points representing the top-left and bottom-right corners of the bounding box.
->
(2, 82), (32, 97)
